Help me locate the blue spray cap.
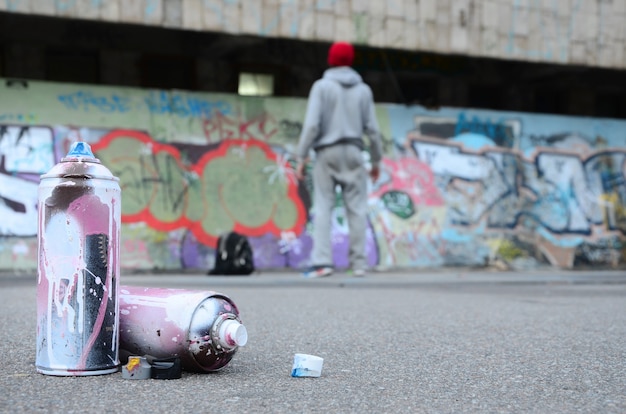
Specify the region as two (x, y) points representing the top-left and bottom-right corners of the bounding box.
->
(66, 142), (95, 159)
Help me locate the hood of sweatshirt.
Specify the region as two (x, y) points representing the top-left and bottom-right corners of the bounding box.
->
(323, 66), (363, 87)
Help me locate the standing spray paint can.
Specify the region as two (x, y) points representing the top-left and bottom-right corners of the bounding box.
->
(36, 142), (121, 376)
(118, 286), (248, 372)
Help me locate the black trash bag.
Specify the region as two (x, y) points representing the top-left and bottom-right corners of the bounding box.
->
(208, 232), (255, 275)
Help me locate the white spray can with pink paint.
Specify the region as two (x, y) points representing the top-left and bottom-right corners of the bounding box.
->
(118, 286), (248, 372)
(36, 142), (121, 376)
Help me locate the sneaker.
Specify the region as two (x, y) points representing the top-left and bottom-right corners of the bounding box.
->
(302, 266), (333, 278)
(352, 269), (366, 277)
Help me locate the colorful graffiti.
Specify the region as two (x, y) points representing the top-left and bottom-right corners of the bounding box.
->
(1, 79), (625, 271)
(91, 129), (305, 246)
(409, 136), (626, 234)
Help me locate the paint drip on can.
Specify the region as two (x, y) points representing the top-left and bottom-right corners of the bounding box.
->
(118, 286), (248, 372)
(36, 142), (121, 376)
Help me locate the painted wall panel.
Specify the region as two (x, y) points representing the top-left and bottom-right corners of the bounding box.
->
(1, 78), (625, 272)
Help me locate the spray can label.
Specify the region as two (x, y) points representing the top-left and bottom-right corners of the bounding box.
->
(36, 142), (121, 376)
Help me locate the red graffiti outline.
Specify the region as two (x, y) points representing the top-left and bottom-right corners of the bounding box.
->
(92, 130), (306, 247)
(92, 129), (190, 231)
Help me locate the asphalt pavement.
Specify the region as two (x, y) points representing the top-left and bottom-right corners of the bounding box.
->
(1, 269), (625, 413)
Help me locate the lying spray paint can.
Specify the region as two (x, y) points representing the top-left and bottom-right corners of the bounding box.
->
(36, 142), (121, 376)
(118, 286), (248, 372)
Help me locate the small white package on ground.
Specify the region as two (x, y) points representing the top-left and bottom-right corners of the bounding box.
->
(291, 353), (324, 377)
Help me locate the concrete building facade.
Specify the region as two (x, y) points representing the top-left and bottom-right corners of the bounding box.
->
(2, 0), (625, 69)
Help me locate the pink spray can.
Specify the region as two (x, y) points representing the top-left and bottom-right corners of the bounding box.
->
(36, 142), (121, 376)
(118, 286), (248, 372)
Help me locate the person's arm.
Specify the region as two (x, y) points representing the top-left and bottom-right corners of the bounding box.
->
(295, 82), (322, 179)
(362, 87), (382, 181)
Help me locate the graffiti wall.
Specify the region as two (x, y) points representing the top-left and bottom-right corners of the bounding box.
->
(1, 78), (625, 272)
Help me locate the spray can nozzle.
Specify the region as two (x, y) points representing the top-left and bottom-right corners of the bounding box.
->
(214, 318), (248, 349)
(66, 142), (96, 159)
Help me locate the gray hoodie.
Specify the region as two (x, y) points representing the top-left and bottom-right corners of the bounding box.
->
(296, 66), (382, 164)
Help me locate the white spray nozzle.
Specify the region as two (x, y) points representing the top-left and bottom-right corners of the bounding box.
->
(217, 319), (248, 349)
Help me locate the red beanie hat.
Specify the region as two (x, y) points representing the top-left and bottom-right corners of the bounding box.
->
(327, 42), (355, 67)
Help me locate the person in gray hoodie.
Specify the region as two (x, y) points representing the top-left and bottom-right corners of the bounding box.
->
(295, 41), (382, 278)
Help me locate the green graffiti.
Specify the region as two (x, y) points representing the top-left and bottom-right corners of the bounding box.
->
(94, 132), (305, 245)
(98, 137), (192, 225)
(199, 144), (299, 235)
(381, 191), (415, 219)
(496, 239), (525, 261)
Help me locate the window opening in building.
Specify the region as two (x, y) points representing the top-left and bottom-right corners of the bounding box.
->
(238, 72), (274, 96)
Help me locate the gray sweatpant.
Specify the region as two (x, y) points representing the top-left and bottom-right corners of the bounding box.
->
(311, 143), (368, 270)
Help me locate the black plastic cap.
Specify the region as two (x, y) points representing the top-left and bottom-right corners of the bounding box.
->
(150, 357), (182, 380)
